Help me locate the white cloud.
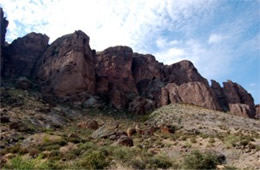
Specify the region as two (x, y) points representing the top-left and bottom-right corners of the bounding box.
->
(155, 38), (234, 80)
(156, 37), (180, 49)
(0, 0), (216, 51)
(208, 34), (227, 44)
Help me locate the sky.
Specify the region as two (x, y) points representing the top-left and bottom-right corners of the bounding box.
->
(0, 0), (260, 103)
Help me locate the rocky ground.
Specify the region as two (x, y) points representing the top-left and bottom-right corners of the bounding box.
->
(0, 81), (260, 170)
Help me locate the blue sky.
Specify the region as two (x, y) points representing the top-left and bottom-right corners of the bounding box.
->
(0, 0), (259, 103)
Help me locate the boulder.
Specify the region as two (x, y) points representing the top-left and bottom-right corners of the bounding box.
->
(126, 128), (137, 137)
(161, 82), (221, 110)
(59, 142), (78, 154)
(0, 116), (9, 123)
(160, 125), (176, 134)
(16, 77), (32, 90)
(117, 136), (134, 147)
(91, 123), (119, 139)
(95, 46), (138, 109)
(255, 105), (260, 119)
(87, 120), (99, 130)
(229, 103), (253, 118)
(77, 120), (99, 130)
(36, 30), (96, 98)
(82, 96), (100, 108)
(3, 32), (49, 78)
(165, 60), (209, 85)
(128, 96), (155, 114)
(223, 80), (255, 118)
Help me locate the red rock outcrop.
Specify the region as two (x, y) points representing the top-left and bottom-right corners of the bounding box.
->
(36, 31), (95, 98)
(255, 105), (260, 119)
(229, 103), (253, 118)
(95, 46), (138, 109)
(3, 32), (49, 78)
(211, 80), (229, 111)
(165, 60), (209, 85)
(132, 53), (166, 106)
(0, 8), (8, 75)
(132, 53), (165, 83)
(223, 80), (255, 118)
(0, 13), (256, 118)
(161, 82), (221, 110)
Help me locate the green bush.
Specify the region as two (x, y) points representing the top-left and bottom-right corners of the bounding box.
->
(112, 147), (135, 162)
(183, 150), (224, 170)
(145, 155), (172, 169)
(4, 155), (50, 169)
(130, 159), (146, 169)
(224, 134), (254, 148)
(129, 155), (172, 170)
(79, 150), (110, 170)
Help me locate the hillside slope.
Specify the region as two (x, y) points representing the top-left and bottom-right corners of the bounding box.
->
(1, 82), (260, 169)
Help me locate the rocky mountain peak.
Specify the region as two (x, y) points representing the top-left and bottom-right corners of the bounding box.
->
(0, 8), (258, 118)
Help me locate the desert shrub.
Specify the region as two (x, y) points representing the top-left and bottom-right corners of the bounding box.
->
(65, 148), (82, 160)
(79, 150), (110, 170)
(111, 146), (136, 163)
(224, 134), (254, 148)
(190, 137), (197, 143)
(200, 133), (209, 139)
(209, 137), (216, 143)
(130, 158), (146, 169)
(224, 135), (240, 147)
(224, 166), (237, 170)
(239, 136), (254, 147)
(48, 150), (62, 160)
(4, 155), (50, 169)
(145, 155), (172, 169)
(40, 137), (67, 151)
(79, 141), (96, 151)
(182, 150), (224, 170)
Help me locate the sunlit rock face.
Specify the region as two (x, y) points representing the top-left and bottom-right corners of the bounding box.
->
(36, 31), (96, 98)
(3, 32), (49, 78)
(95, 46), (138, 110)
(161, 82), (221, 111)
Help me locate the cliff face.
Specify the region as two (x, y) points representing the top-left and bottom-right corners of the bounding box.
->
(0, 8), (8, 75)
(0, 8), (257, 118)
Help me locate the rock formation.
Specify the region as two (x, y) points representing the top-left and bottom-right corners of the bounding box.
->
(228, 103), (253, 118)
(0, 8), (8, 75)
(3, 32), (49, 78)
(132, 53), (165, 83)
(132, 53), (166, 106)
(165, 60), (209, 85)
(161, 82), (221, 110)
(0, 8), (257, 118)
(255, 105), (260, 119)
(36, 31), (96, 98)
(223, 81), (255, 118)
(211, 80), (229, 111)
(95, 46), (138, 109)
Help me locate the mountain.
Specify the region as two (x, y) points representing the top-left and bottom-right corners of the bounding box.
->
(0, 8), (260, 169)
(0, 8), (258, 119)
